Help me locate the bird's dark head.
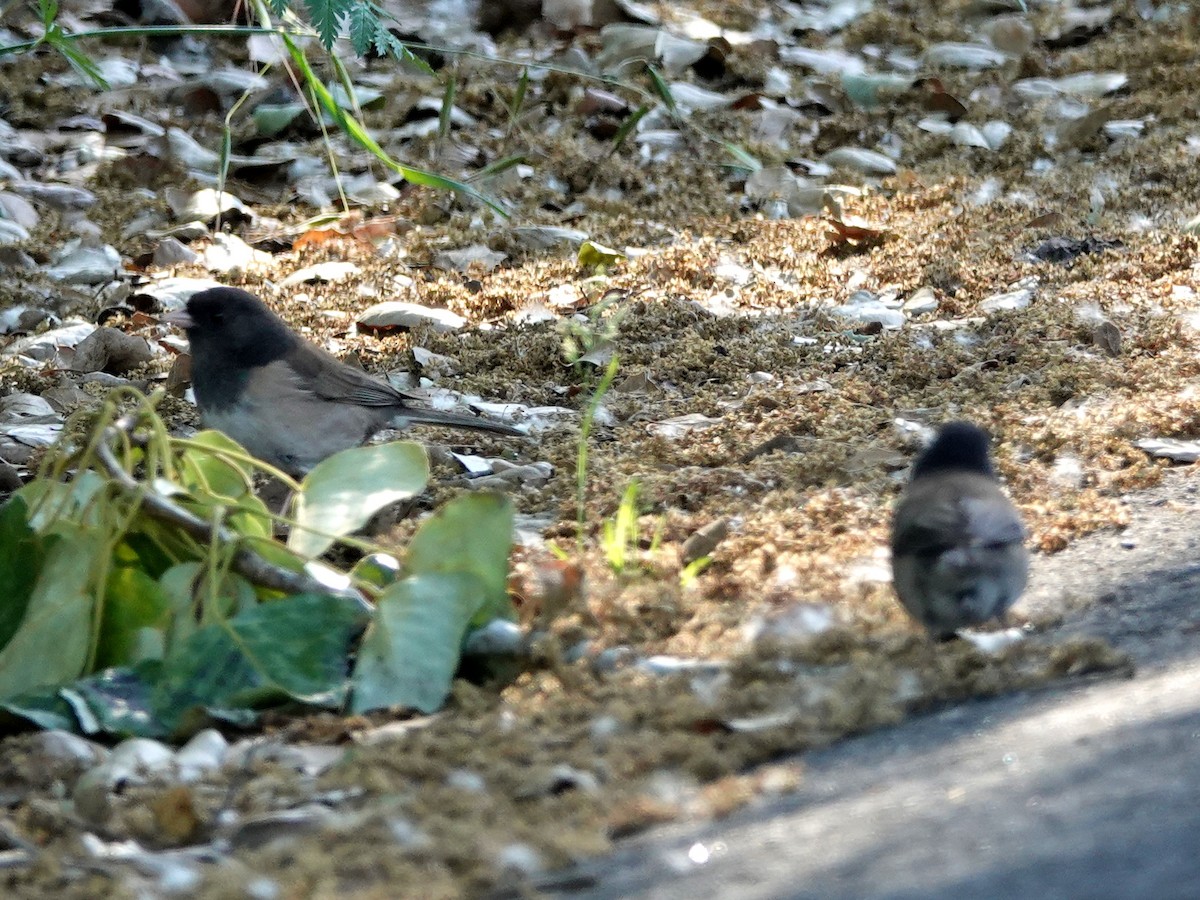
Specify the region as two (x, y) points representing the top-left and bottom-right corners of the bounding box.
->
(167, 287), (295, 367)
(910, 420), (996, 481)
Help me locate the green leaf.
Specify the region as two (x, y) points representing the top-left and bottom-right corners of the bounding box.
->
(159, 562), (259, 655)
(351, 572), (489, 714)
(19, 470), (107, 532)
(64, 663), (162, 737)
(38, 0), (58, 30)
(98, 560), (172, 669)
(0, 498), (44, 653)
(438, 73), (456, 143)
(241, 536), (309, 585)
(0, 527), (102, 700)
(646, 65), (677, 114)
(176, 433), (274, 540)
(289, 441), (429, 558)
(841, 72), (914, 109)
(609, 104), (649, 157)
(469, 153), (526, 183)
(120, 532), (176, 580)
(304, 0), (349, 49)
(226, 500), (274, 541)
(153, 593), (368, 732)
(722, 142), (761, 172)
(254, 102), (307, 138)
(0, 687), (77, 733)
(509, 67), (529, 122)
(54, 39), (109, 91)
(177, 431), (255, 500)
(403, 492), (514, 623)
(381, 34), (435, 77)
(347, 2), (376, 56)
(578, 240), (626, 273)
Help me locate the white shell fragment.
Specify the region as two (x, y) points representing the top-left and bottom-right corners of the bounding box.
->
(357, 301), (467, 332)
(823, 146), (898, 175)
(1135, 438), (1200, 463)
(923, 42), (1009, 70)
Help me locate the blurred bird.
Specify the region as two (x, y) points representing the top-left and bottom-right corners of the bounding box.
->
(163, 287), (523, 476)
(890, 421), (1028, 639)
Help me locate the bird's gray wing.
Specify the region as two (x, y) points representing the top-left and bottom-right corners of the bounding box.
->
(893, 481), (1025, 557)
(286, 343), (415, 408)
(891, 495), (966, 557)
(284, 341), (524, 437)
(961, 495), (1026, 547)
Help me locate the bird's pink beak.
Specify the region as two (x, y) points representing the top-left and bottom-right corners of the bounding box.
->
(160, 309), (195, 329)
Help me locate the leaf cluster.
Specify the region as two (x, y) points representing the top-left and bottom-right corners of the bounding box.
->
(0, 389), (516, 739)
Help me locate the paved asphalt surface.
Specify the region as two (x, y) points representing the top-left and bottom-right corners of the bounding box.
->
(555, 474), (1200, 900)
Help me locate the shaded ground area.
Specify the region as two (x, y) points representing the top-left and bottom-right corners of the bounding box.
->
(554, 473), (1200, 898)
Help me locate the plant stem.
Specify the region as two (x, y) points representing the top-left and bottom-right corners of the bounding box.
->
(96, 417), (369, 610)
(576, 354), (620, 550)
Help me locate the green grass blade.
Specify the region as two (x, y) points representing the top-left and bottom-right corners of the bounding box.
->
(281, 34), (508, 216)
(645, 64), (677, 114)
(608, 104), (648, 157)
(468, 153), (525, 182)
(438, 72), (456, 145)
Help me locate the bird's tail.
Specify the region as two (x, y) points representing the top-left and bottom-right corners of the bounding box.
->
(393, 408), (525, 437)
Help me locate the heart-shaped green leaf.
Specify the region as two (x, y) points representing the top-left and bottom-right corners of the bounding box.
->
(351, 572), (489, 714)
(288, 442), (429, 558)
(0, 525), (102, 700)
(402, 492), (515, 623)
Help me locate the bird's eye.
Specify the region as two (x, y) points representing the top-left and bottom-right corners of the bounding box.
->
(211, 311), (225, 323)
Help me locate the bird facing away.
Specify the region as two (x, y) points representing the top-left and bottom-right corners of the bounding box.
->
(164, 287), (523, 476)
(890, 421), (1029, 640)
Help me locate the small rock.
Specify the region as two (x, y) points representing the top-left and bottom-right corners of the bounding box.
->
(0, 459), (21, 491)
(166, 187), (250, 223)
(647, 414), (722, 440)
(1093, 320), (1121, 356)
(31, 729), (108, 768)
(833, 290), (906, 329)
(200, 233), (271, 273)
(280, 261), (360, 286)
(980, 286), (1034, 313)
(152, 237), (201, 267)
(743, 602), (839, 646)
(175, 728), (229, 781)
(357, 301), (467, 333)
(45, 243), (121, 284)
(6, 181), (97, 210)
(71, 327), (153, 375)
(512, 226), (588, 250)
(903, 286), (939, 314)
(0, 393), (57, 421)
(462, 620), (526, 656)
(681, 518), (729, 565)
(496, 842), (544, 877)
(0, 219), (30, 244)
(108, 737), (176, 779)
(432, 244), (507, 274)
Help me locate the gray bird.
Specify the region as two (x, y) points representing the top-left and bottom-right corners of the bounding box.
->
(164, 287), (523, 476)
(890, 421), (1029, 640)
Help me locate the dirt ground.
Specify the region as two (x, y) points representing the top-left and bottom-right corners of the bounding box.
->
(1, 0), (1199, 896)
(558, 470), (1200, 898)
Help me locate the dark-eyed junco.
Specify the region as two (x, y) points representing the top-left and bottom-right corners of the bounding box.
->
(163, 287), (523, 476)
(890, 421), (1028, 640)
